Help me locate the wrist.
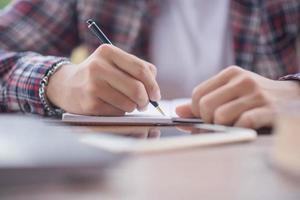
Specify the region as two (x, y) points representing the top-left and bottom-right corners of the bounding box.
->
(40, 61), (71, 116)
(285, 80), (300, 97)
(272, 80), (300, 101)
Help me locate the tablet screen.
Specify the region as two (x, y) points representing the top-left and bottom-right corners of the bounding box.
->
(80, 124), (256, 153)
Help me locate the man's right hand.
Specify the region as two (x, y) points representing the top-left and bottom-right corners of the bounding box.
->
(46, 44), (161, 115)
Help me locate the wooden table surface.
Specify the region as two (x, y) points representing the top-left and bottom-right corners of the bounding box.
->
(1, 114), (300, 200)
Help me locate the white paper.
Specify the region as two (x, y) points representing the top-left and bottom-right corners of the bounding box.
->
(129, 98), (190, 117)
(62, 98), (201, 125)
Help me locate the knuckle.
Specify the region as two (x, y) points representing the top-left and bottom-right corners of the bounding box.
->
(241, 76), (254, 85)
(148, 63), (157, 76)
(220, 65), (243, 77)
(239, 113), (254, 128)
(136, 64), (150, 79)
(239, 76), (258, 90)
(96, 44), (112, 57)
(214, 108), (228, 125)
(225, 65), (243, 77)
(199, 96), (211, 110)
(253, 90), (269, 104)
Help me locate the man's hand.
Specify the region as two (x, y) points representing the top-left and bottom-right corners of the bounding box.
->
(46, 44), (161, 115)
(176, 66), (300, 129)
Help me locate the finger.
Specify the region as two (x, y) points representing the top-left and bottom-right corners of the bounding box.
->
(97, 59), (149, 110)
(99, 44), (161, 101)
(191, 66), (244, 117)
(175, 103), (194, 118)
(213, 91), (268, 126)
(147, 62), (157, 77)
(82, 98), (125, 116)
(114, 56), (161, 101)
(94, 80), (137, 112)
(198, 76), (257, 123)
(234, 106), (275, 129)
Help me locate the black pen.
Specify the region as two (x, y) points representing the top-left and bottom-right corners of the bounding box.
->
(86, 19), (166, 116)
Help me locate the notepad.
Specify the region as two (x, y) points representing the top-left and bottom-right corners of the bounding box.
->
(62, 98), (202, 125)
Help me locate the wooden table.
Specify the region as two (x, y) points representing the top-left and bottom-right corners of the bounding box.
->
(1, 114), (300, 200)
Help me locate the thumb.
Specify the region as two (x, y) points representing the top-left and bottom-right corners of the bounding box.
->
(175, 103), (195, 118)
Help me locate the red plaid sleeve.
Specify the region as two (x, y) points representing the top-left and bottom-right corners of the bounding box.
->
(0, 0), (79, 115)
(0, 49), (68, 115)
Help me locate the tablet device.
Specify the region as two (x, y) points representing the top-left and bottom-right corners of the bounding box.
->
(80, 124), (257, 153)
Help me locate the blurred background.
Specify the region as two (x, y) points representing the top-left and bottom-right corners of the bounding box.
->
(0, 0), (88, 63)
(0, 0), (10, 9)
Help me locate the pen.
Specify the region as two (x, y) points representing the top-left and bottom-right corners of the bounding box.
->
(86, 19), (166, 116)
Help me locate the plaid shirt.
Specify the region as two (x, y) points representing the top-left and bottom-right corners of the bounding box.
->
(0, 0), (300, 115)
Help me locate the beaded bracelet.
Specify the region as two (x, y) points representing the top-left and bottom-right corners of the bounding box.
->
(39, 60), (71, 116)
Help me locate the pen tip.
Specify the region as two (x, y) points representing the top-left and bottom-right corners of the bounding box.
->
(157, 107), (166, 116)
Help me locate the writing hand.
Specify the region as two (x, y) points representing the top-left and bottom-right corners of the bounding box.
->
(46, 44), (161, 115)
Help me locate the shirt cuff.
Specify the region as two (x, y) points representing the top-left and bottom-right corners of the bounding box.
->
(279, 73), (300, 81)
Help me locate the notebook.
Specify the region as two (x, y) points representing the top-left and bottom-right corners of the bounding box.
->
(62, 98), (202, 125)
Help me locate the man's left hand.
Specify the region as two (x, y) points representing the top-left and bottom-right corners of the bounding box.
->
(176, 66), (300, 129)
